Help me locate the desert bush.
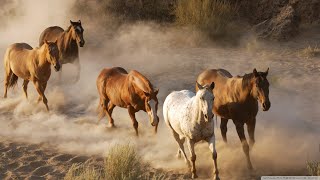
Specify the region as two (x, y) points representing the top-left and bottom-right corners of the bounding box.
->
(307, 161), (320, 176)
(174, 0), (238, 37)
(65, 163), (104, 180)
(299, 45), (320, 59)
(72, 0), (174, 23)
(104, 144), (145, 180)
(64, 144), (161, 180)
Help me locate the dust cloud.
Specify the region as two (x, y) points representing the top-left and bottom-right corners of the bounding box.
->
(0, 0), (319, 179)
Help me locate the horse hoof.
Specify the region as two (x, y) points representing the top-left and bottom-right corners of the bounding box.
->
(176, 153), (181, 159)
(214, 176), (220, 180)
(192, 173), (198, 179)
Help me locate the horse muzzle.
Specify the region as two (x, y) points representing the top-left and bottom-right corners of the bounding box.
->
(262, 101), (271, 111)
(79, 40), (85, 47)
(54, 64), (61, 72)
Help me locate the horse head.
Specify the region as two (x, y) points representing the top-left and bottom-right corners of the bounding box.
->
(143, 89), (160, 130)
(70, 20), (85, 47)
(196, 82), (215, 121)
(251, 68), (271, 111)
(44, 40), (60, 71)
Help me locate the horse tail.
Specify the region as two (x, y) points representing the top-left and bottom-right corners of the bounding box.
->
(4, 49), (18, 89)
(7, 73), (18, 88)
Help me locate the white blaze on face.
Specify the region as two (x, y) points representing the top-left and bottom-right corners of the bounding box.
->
(147, 99), (158, 125)
(76, 26), (82, 32)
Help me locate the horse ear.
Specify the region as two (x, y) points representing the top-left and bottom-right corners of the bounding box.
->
(265, 67), (269, 76)
(70, 20), (74, 25)
(45, 40), (49, 44)
(209, 82), (215, 91)
(144, 92), (150, 97)
(154, 88), (159, 95)
(253, 68), (258, 77)
(196, 81), (204, 90)
(78, 20), (81, 24)
(54, 39), (58, 44)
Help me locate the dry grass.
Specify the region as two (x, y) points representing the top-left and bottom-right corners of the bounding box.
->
(104, 144), (145, 180)
(65, 163), (104, 180)
(299, 45), (320, 59)
(64, 144), (167, 180)
(174, 0), (238, 37)
(307, 161), (320, 176)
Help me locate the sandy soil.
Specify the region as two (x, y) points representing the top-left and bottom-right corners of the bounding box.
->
(0, 3), (319, 178)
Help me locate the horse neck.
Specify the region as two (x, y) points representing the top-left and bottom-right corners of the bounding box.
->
(130, 72), (153, 94)
(35, 47), (51, 68)
(229, 76), (254, 102)
(61, 28), (76, 49)
(189, 95), (204, 125)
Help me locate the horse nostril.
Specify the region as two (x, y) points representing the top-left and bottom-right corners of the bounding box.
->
(204, 114), (208, 119)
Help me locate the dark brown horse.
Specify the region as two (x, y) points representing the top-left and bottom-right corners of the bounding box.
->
(39, 20), (85, 82)
(96, 67), (159, 136)
(196, 68), (271, 170)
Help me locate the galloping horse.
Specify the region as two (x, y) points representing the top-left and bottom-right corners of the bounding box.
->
(96, 67), (159, 136)
(163, 82), (219, 179)
(3, 41), (61, 111)
(39, 20), (85, 82)
(196, 68), (271, 169)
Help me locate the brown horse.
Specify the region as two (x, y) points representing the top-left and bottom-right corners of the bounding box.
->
(3, 41), (61, 111)
(39, 20), (85, 82)
(196, 68), (271, 170)
(96, 67), (159, 136)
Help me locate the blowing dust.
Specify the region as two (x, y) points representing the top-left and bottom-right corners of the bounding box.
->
(0, 0), (319, 179)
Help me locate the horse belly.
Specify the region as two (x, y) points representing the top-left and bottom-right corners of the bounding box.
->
(9, 58), (30, 80)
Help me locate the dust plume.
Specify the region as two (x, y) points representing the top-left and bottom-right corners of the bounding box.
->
(0, 1), (319, 179)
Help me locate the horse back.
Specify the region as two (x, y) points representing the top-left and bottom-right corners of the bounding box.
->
(196, 69), (232, 91)
(5, 43), (33, 61)
(39, 26), (64, 46)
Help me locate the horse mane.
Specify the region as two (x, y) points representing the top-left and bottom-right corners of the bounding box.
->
(65, 25), (72, 32)
(129, 70), (155, 94)
(241, 73), (254, 88)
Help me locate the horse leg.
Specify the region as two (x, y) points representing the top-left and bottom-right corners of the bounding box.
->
(220, 118), (228, 143)
(22, 80), (29, 99)
(171, 130), (189, 166)
(106, 103), (116, 127)
(3, 70), (12, 98)
(233, 119), (253, 170)
(207, 135), (220, 180)
(186, 138), (198, 178)
(128, 106), (139, 136)
(97, 97), (106, 123)
(34, 81), (49, 111)
(247, 118), (256, 149)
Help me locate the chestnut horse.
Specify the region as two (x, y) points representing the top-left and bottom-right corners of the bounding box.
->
(96, 67), (159, 136)
(196, 68), (271, 169)
(3, 41), (61, 111)
(39, 20), (85, 82)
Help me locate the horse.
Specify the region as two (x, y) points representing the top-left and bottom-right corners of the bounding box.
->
(39, 20), (85, 82)
(96, 67), (159, 136)
(196, 68), (271, 170)
(3, 41), (61, 111)
(163, 82), (219, 179)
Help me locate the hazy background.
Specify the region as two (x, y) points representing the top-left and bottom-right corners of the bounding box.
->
(0, 0), (319, 179)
